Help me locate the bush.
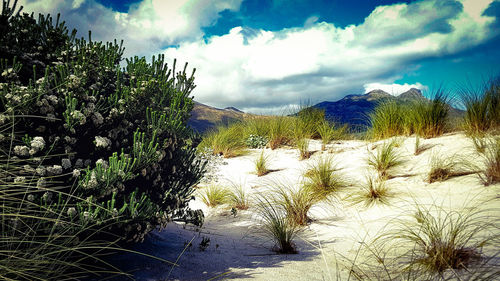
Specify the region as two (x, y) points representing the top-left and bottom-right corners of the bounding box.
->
(245, 134), (268, 148)
(0, 3), (206, 242)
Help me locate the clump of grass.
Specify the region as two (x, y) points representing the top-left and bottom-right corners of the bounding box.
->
(317, 120), (348, 151)
(414, 135), (433, 155)
(428, 153), (476, 183)
(270, 184), (322, 226)
(198, 124), (246, 158)
(268, 116), (293, 149)
(296, 138), (311, 160)
(471, 134), (488, 154)
(478, 137), (500, 186)
(369, 100), (407, 139)
(228, 184), (250, 210)
(409, 90), (449, 138)
(376, 204), (499, 274)
(367, 140), (405, 179)
(303, 156), (347, 198)
(255, 194), (299, 254)
(254, 150), (270, 176)
(349, 175), (393, 207)
(199, 185), (230, 207)
(460, 77), (500, 135)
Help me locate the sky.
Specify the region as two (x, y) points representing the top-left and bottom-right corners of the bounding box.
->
(18, 0), (500, 113)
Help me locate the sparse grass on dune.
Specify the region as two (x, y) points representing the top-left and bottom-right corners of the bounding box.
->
(317, 120), (348, 151)
(296, 137), (311, 160)
(268, 116), (294, 149)
(414, 135), (433, 155)
(367, 140), (405, 179)
(378, 203), (499, 275)
(254, 150), (271, 176)
(255, 194), (299, 254)
(228, 184), (250, 210)
(409, 90), (450, 138)
(198, 185), (230, 207)
(348, 175), (394, 207)
(428, 153), (477, 183)
(478, 137), (500, 186)
(303, 155), (348, 198)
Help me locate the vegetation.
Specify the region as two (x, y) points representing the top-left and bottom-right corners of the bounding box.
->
(255, 194), (299, 254)
(296, 137), (311, 160)
(367, 140), (405, 179)
(369, 90), (450, 139)
(317, 120), (347, 151)
(198, 124), (246, 157)
(349, 175), (393, 207)
(303, 155), (347, 198)
(228, 184), (250, 210)
(478, 137), (500, 186)
(198, 185), (230, 207)
(428, 153), (476, 183)
(254, 150), (270, 176)
(460, 77), (500, 135)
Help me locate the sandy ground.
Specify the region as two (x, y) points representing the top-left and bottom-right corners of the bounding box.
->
(113, 133), (500, 280)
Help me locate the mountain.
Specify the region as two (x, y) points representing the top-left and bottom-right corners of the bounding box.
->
(188, 102), (247, 133)
(313, 88), (463, 130)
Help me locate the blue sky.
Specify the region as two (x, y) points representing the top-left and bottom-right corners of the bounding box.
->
(19, 0), (500, 113)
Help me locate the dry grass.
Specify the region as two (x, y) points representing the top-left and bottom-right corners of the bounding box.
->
(427, 153), (477, 183)
(348, 175), (394, 207)
(198, 185), (230, 207)
(228, 184), (250, 210)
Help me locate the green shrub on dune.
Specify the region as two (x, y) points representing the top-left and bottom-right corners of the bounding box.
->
(0, 0), (206, 246)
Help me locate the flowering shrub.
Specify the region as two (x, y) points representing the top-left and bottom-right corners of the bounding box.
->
(0, 3), (206, 241)
(245, 134), (268, 148)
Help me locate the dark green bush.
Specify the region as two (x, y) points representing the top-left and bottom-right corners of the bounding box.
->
(0, 1), (206, 242)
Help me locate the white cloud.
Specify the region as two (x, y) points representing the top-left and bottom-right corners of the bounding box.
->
(163, 0), (498, 112)
(363, 82), (428, 96)
(18, 0), (242, 57)
(16, 0), (500, 113)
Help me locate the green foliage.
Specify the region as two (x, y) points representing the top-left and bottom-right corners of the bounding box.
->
(228, 184), (250, 210)
(245, 134), (268, 148)
(296, 137), (311, 160)
(198, 124), (246, 157)
(317, 120), (348, 150)
(369, 100), (408, 139)
(0, 2), (206, 242)
(268, 116), (293, 149)
(367, 140), (405, 179)
(269, 183), (322, 226)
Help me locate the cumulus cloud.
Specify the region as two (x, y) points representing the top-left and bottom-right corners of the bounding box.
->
(363, 83), (428, 96)
(17, 0), (242, 57)
(163, 0), (498, 113)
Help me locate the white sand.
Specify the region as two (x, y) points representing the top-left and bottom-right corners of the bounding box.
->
(115, 133), (500, 280)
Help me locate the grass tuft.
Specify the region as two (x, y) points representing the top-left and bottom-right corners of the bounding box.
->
(349, 175), (394, 207)
(367, 140), (405, 179)
(478, 137), (500, 186)
(228, 184), (250, 210)
(296, 138), (311, 160)
(199, 185), (230, 207)
(255, 194), (299, 254)
(428, 153), (476, 183)
(254, 150), (270, 176)
(303, 155), (347, 198)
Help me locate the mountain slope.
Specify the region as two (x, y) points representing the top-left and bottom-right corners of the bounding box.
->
(188, 102), (248, 133)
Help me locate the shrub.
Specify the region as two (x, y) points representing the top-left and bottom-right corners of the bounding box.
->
(254, 150), (270, 176)
(245, 134), (268, 148)
(303, 155), (347, 198)
(367, 140), (405, 179)
(198, 185), (230, 207)
(255, 194), (299, 254)
(0, 3), (206, 242)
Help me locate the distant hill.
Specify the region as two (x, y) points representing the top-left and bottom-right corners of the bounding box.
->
(313, 88), (463, 130)
(188, 102), (248, 133)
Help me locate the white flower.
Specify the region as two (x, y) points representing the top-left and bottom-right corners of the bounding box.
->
(67, 207), (77, 217)
(95, 136), (111, 148)
(30, 136), (45, 151)
(13, 146), (29, 157)
(37, 177), (46, 187)
(14, 176), (25, 183)
(0, 114), (7, 125)
(27, 194), (35, 201)
(46, 165), (63, 175)
(96, 159), (108, 169)
(72, 169), (81, 178)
